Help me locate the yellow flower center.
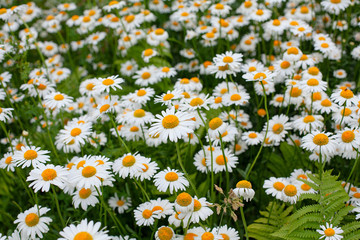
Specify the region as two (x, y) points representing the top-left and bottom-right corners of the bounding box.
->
(223, 56), (233, 63)
(254, 72), (267, 80)
(284, 185), (297, 197)
(134, 109), (145, 118)
(308, 67), (319, 75)
(102, 78), (114, 86)
(162, 115), (179, 129)
(215, 3), (224, 9)
(142, 209), (152, 219)
(290, 87), (302, 97)
(152, 205), (163, 212)
(221, 234), (230, 240)
(71, 128), (82, 137)
(341, 108), (351, 116)
(215, 155), (228, 165)
(24, 150), (38, 160)
(25, 213), (39, 227)
(190, 97), (204, 107)
(125, 15), (135, 23)
(272, 123), (284, 134)
(82, 166), (97, 178)
(312, 133), (329, 146)
(79, 188), (92, 199)
(324, 228), (335, 236)
(5, 156), (12, 164)
(202, 232), (215, 240)
(163, 93), (174, 101)
(236, 180), (252, 188)
(303, 115), (315, 123)
(330, 0), (341, 3)
(340, 88), (354, 99)
(230, 94), (241, 101)
(157, 227), (173, 240)
(301, 183), (311, 191)
(144, 49), (153, 57)
(86, 83), (95, 90)
(249, 133), (257, 138)
(165, 172), (179, 181)
(100, 104), (110, 113)
(256, 9), (264, 15)
(321, 99), (332, 107)
(176, 192), (192, 206)
(341, 130), (355, 143)
(117, 200), (125, 206)
(54, 94), (64, 101)
(122, 155), (136, 167)
(41, 169), (57, 181)
(74, 232), (93, 240)
(209, 117), (223, 130)
(142, 72), (151, 79)
(280, 61), (290, 69)
(83, 16), (91, 22)
(273, 182), (285, 191)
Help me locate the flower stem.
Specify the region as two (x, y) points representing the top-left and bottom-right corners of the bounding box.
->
(108, 113), (131, 153)
(240, 205), (249, 240)
(246, 82), (269, 179)
(175, 142), (199, 196)
(51, 185), (65, 228)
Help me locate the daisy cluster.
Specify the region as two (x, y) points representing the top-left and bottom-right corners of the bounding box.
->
(0, 0), (359, 239)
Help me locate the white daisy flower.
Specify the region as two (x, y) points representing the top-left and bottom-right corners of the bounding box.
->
(233, 180), (255, 202)
(108, 194), (132, 214)
(58, 219), (110, 240)
(27, 164), (68, 192)
(13, 146), (50, 168)
(14, 205), (52, 239)
(153, 167), (189, 194)
(72, 187), (99, 211)
(316, 223), (344, 240)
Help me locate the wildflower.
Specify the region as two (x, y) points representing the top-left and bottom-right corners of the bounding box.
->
(316, 223), (344, 240)
(72, 187), (99, 211)
(233, 180), (255, 201)
(153, 167), (189, 194)
(14, 205), (52, 239)
(27, 164), (68, 192)
(13, 146), (50, 168)
(58, 219), (110, 240)
(108, 194), (132, 214)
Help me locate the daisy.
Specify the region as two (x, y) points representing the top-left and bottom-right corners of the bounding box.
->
(210, 149), (238, 174)
(69, 158), (112, 189)
(0, 152), (15, 172)
(131, 87), (156, 105)
(321, 0), (350, 14)
(133, 66), (159, 86)
(210, 3), (232, 17)
(109, 194), (132, 214)
(313, 98), (338, 114)
(188, 197), (213, 223)
(335, 128), (360, 152)
(0, 106), (13, 122)
(281, 184), (300, 204)
(292, 115), (324, 134)
(58, 219), (110, 240)
(13, 146), (50, 168)
(242, 131), (264, 146)
(233, 180), (255, 201)
(134, 201), (161, 226)
(215, 225), (240, 240)
(153, 167), (189, 194)
(154, 90), (182, 106)
(149, 107), (195, 143)
(150, 198), (174, 219)
(27, 164), (68, 192)
(243, 70), (275, 82)
(316, 223), (343, 240)
(180, 94), (213, 111)
(213, 51), (243, 72)
(222, 90), (250, 106)
(72, 187), (99, 211)
(57, 121), (92, 146)
(175, 192), (194, 213)
(263, 177), (289, 199)
(113, 153), (147, 179)
(158, 66), (177, 78)
(334, 69), (347, 79)
(155, 226), (175, 240)
(94, 75), (124, 94)
(123, 109), (154, 126)
(301, 131), (337, 157)
(44, 92), (73, 109)
(142, 48), (157, 63)
(331, 88), (358, 107)
(121, 60), (138, 77)
(264, 115), (291, 143)
(14, 205), (52, 239)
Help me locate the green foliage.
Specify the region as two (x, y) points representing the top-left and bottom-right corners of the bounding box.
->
(248, 170), (360, 240)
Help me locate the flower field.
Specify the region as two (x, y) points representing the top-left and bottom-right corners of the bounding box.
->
(0, 0), (360, 239)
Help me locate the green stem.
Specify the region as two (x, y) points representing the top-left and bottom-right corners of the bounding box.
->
(219, 134), (229, 192)
(108, 113), (131, 153)
(240, 206), (249, 240)
(175, 142), (199, 196)
(246, 82), (269, 179)
(51, 186), (65, 227)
